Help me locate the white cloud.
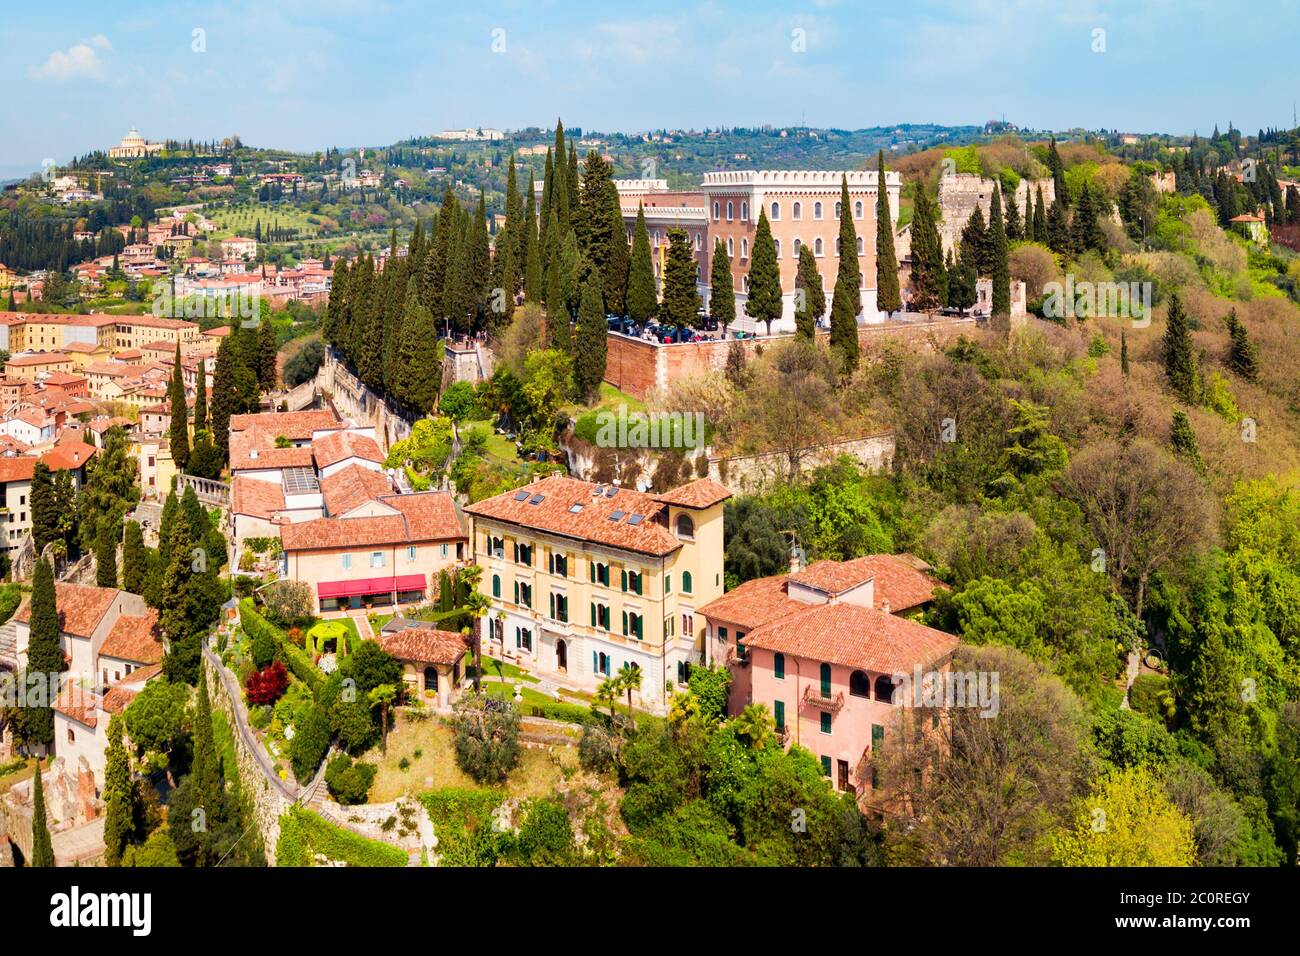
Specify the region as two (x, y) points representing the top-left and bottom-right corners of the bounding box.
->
(31, 36), (111, 83)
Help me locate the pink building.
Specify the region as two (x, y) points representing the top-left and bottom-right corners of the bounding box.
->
(699, 554), (955, 799)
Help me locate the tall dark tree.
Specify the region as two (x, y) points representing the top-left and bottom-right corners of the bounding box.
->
(523, 174), (542, 302)
(1048, 137), (1068, 208)
(1120, 330), (1130, 377)
(168, 342), (190, 474)
(660, 227), (700, 329)
(746, 208), (783, 337)
(1023, 188), (1036, 243)
(30, 764), (54, 867)
(1225, 308), (1259, 381)
(875, 151), (902, 316)
(122, 520), (147, 595)
(626, 204), (657, 324)
(95, 517), (119, 588)
(794, 243), (825, 338)
(392, 278), (440, 415)
(24, 559), (64, 747)
(709, 239), (736, 334)
(601, 181), (629, 317)
(209, 336), (236, 463)
(828, 177), (863, 369)
(102, 716), (134, 866)
(960, 205), (990, 276)
(910, 187), (946, 312)
(1171, 410), (1204, 473)
(1070, 183), (1105, 255)
(1032, 185), (1048, 243)
(946, 248), (977, 313)
(1162, 292), (1197, 403)
(1045, 199), (1071, 255)
(29, 461), (58, 556)
(257, 317), (277, 390)
(574, 268), (608, 403)
(989, 185), (1011, 317)
(1004, 187), (1023, 240)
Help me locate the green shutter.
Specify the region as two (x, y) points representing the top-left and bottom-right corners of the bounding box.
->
(820, 712), (831, 735)
(774, 700), (785, 731)
(589, 560), (595, 583)
(513, 581), (519, 603)
(820, 756), (832, 776)
(590, 603), (596, 627)
(621, 569), (627, 592)
(774, 652), (784, 679)
(622, 611), (628, 635)
(820, 663), (831, 697)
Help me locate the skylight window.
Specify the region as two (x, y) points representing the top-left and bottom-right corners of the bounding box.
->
(609, 510), (625, 521)
(627, 514), (644, 526)
(569, 503), (584, 513)
(513, 490), (529, 501)
(529, 494), (545, 505)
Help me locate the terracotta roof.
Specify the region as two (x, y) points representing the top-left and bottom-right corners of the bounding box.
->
(6, 354), (72, 367)
(312, 430), (384, 469)
(62, 342), (108, 354)
(98, 610), (163, 664)
(0, 456), (36, 483)
(102, 662), (163, 714)
(282, 490), (462, 551)
(378, 625), (467, 665)
(465, 475), (682, 556)
(320, 464), (390, 515)
(228, 429), (314, 471)
(651, 477), (732, 509)
(230, 476), (286, 519)
(15, 583), (119, 638)
(54, 684), (100, 728)
(40, 440), (97, 472)
(229, 409), (341, 440)
(743, 601), (958, 675)
(696, 574), (805, 630)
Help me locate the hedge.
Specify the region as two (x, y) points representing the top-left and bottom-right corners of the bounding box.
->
(420, 789), (506, 867)
(529, 701), (596, 725)
(241, 598), (324, 695)
(275, 806), (407, 867)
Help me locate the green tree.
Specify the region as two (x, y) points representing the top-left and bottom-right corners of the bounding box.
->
(1120, 330), (1130, 376)
(122, 520), (147, 594)
(626, 204), (657, 324)
(1162, 292), (1197, 402)
(660, 227), (700, 328)
(574, 268), (608, 403)
(829, 177), (862, 369)
(30, 764), (54, 867)
(257, 317), (277, 390)
(1170, 410), (1204, 473)
(168, 342), (190, 474)
(745, 208), (783, 336)
(1052, 765), (1196, 866)
(709, 239), (736, 333)
(94, 517), (119, 588)
(909, 187), (946, 312)
(1225, 308), (1258, 381)
(794, 244), (825, 339)
(24, 559), (63, 746)
(989, 185), (1010, 316)
(875, 151), (902, 315)
(103, 716), (135, 866)
(29, 462), (58, 556)
(209, 336), (236, 463)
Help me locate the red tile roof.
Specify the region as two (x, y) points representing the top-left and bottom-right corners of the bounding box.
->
(742, 601), (958, 675)
(229, 409), (341, 440)
(652, 477), (732, 509)
(465, 475), (683, 556)
(695, 574), (804, 630)
(15, 583), (119, 638)
(54, 684), (100, 728)
(320, 464), (391, 515)
(40, 441), (97, 472)
(230, 476), (286, 520)
(312, 430), (384, 469)
(281, 491), (463, 551)
(98, 610), (163, 664)
(378, 625), (467, 665)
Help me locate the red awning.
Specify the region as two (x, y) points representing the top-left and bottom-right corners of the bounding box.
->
(317, 575), (427, 599)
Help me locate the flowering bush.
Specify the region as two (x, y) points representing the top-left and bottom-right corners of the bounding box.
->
(245, 660), (289, 706)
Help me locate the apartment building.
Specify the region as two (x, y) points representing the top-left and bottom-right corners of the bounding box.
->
(0, 441), (97, 561)
(464, 475), (731, 711)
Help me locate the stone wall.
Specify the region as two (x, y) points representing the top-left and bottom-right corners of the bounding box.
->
(710, 433), (896, 495)
(938, 173), (1057, 256)
(603, 317), (977, 401)
(315, 349), (412, 455)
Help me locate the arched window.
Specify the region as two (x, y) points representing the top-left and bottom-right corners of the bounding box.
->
(835, 201), (842, 219)
(835, 237), (841, 255)
(849, 670), (870, 698)
(741, 201), (748, 221)
(792, 237), (802, 256)
(676, 514), (695, 539)
(694, 233), (701, 251)
(712, 201), (719, 221)
(773, 239), (781, 259)
(854, 200), (864, 219)
(813, 237), (823, 256)
(727, 237), (734, 256)
(874, 674), (897, 703)
(819, 662), (832, 698)
(774, 652), (785, 679)
(741, 238), (748, 259)
(742, 275), (749, 292)
(682, 570), (693, 593)
(770, 201), (780, 220)
(814, 201), (823, 219)
(792, 201), (802, 220)
(726, 200), (734, 220)
(856, 236), (864, 255)
(424, 666), (439, 692)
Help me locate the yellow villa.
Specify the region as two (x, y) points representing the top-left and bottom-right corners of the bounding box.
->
(464, 475), (731, 712)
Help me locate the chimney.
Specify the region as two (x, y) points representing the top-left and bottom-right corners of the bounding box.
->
(788, 546), (801, 574)
(880, 599), (891, 615)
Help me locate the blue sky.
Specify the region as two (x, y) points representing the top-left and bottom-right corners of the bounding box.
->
(3, 0), (1297, 179)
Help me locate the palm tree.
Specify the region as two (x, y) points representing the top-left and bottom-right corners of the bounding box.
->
(733, 702), (774, 749)
(458, 564), (491, 693)
(595, 675), (621, 724)
(368, 683), (397, 754)
(619, 664), (642, 732)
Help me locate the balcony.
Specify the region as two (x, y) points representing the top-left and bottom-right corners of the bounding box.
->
(802, 685), (844, 714)
(774, 724), (790, 746)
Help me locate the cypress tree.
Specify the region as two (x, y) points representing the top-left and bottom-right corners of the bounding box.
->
(470, 194), (492, 329)
(1004, 187), (1023, 240)
(30, 764), (54, 867)
(25, 559), (63, 747)
(30, 461), (58, 556)
(393, 278), (439, 415)
(160, 511), (200, 685)
(192, 668), (222, 829)
(257, 316), (277, 390)
(794, 244), (825, 338)
(539, 149), (554, 270)
(1171, 410), (1204, 473)
(1225, 308), (1258, 381)
(1033, 185), (1048, 241)
(1162, 292), (1197, 402)
(95, 517), (118, 588)
(505, 156), (524, 279)
(746, 208), (783, 337)
(1023, 188), (1036, 243)
(709, 239), (736, 333)
(523, 174), (542, 302)
(209, 336), (235, 463)
(626, 204), (657, 324)
(1120, 330), (1130, 377)
(123, 520), (147, 594)
(1071, 183), (1105, 255)
(946, 248), (977, 312)
(602, 181), (629, 317)
(989, 185), (1011, 317)
(168, 342), (190, 473)
(959, 205), (989, 275)
(1048, 137), (1068, 208)
(828, 176), (863, 368)
(910, 187), (946, 312)
(567, 142), (579, 218)
(875, 151), (902, 316)
(103, 716), (134, 866)
(660, 227), (700, 328)
(1045, 199), (1071, 255)
(574, 268), (608, 403)
(577, 150), (612, 260)
(192, 358), (208, 436)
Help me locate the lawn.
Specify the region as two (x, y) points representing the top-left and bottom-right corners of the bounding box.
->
(560, 382), (646, 419)
(460, 422), (521, 467)
(463, 653), (540, 684)
(366, 714), (576, 804)
(0, 756), (44, 797)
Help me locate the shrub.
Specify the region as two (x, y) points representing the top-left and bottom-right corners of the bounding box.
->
(245, 660), (289, 706)
(509, 797), (575, 866)
(286, 626), (304, 649)
(275, 807), (405, 867)
(1129, 674), (1176, 724)
(329, 697), (378, 755)
(324, 754), (377, 805)
(450, 692), (521, 785)
(249, 626), (277, 670)
(289, 703), (331, 783)
(241, 599), (323, 694)
(261, 579), (315, 628)
(578, 723), (616, 773)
